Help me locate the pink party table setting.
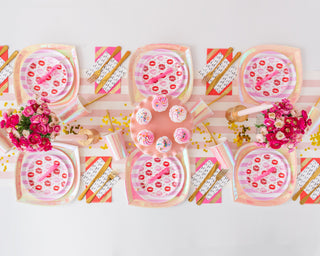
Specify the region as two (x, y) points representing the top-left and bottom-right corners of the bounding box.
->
(1, 2), (320, 256)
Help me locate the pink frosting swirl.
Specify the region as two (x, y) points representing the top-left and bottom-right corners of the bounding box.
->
(137, 129), (154, 146)
(152, 95), (169, 112)
(174, 128), (191, 144)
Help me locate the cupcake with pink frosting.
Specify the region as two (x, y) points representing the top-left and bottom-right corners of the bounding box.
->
(169, 105), (187, 123)
(152, 95), (169, 112)
(174, 128), (191, 144)
(137, 129), (154, 146)
(136, 108), (152, 125)
(156, 136), (172, 153)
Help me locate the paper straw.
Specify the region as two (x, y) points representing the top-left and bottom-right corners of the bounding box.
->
(84, 92), (109, 107)
(237, 104), (273, 117)
(208, 86), (232, 106)
(106, 110), (114, 132)
(201, 122), (217, 145)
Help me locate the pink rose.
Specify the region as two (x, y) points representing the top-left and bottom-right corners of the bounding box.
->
(53, 125), (61, 133)
(36, 123), (47, 134)
(41, 98), (50, 103)
(30, 123), (38, 131)
(7, 115), (20, 127)
(30, 115), (41, 124)
(28, 133), (41, 145)
(40, 115), (49, 125)
(27, 99), (36, 105)
(22, 106), (34, 117)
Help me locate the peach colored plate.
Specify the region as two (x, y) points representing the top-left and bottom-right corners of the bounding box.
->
(130, 95), (193, 158)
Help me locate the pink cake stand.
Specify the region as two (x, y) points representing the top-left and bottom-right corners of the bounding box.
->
(130, 95), (193, 158)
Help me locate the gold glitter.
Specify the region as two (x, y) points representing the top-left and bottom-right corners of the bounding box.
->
(203, 149), (208, 152)
(124, 104), (127, 106)
(3, 166), (7, 172)
(100, 144), (108, 150)
(4, 102), (8, 107)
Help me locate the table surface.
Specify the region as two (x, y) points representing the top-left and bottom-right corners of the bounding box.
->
(1, 1), (320, 256)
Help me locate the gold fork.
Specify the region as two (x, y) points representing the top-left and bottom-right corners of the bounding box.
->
(95, 50), (131, 94)
(188, 162), (219, 202)
(292, 166), (320, 201)
(202, 47), (233, 84)
(300, 182), (320, 205)
(196, 169), (228, 205)
(87, 46), (122, 83)
(86, 171), (117, 203)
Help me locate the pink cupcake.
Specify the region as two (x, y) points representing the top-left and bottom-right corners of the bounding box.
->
(174, 128), (191, 144)
(152, 95), (169, 112)
(169, 105), (187, 123)
(156, 136), (172, 153)
(137, 129), (154, 146)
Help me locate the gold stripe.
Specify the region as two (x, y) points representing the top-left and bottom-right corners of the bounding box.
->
(301, 158), (312, 169)
(314, 196), (320, 204)
(85, 156), (98, 168)
(100, 191), (112, 202)
(95, 47), (107, 59)
(195, 157), (206, 169)
(207, 49), (218, 61)
(109, 83), (121, 94)
(210, 191), (222, 204)
(0, 82), (8, 94)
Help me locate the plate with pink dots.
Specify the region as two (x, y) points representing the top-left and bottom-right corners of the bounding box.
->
(237, 148), (291, 200)
(131, 154), (185, 203)
(21, 148), (74, 201)
(20, 49), (74, 102)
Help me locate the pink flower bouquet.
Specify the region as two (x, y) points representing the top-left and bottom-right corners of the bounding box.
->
(0, 98), (61, 152)
(255, 98), (312, 152)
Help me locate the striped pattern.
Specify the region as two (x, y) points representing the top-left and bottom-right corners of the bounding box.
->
(0, 65), (319, 202)
(237, 148), (291, 201)
(94, 46), (122, 94)
(20, 49), (74, 102)
(130, 154), (184, 203)
(84, 156), (112, 203)
(134, 49), (188, 97)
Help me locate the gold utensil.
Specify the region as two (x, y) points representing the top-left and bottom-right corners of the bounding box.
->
(106, 110), (114, 132)
(188, 162), (219, 202)
(0, 45), (9, 58)
(95, 51), (131, 94)
(202, 47), (233, 84)
(300, 183), (320, 205)
(206, 51), (241, 95)
(87, 46), (122, 83)
(207, 86), (232, 106)
(78, 157), (112, 201)
(86, 171), (117, 203)
(0, 50), (18, 73)
(201, 122), (218, 145)
(83, 92), (109, 107)
(292, 166), (320, 201)
(196, 169), (228, 205)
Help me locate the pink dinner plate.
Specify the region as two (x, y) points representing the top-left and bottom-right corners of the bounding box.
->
(20, 49), (74, 102)
(131, 154), (184, 203)
(243, 51), (296, 103)
(237, 148), (291, 201)
(21, 148), (74, 201)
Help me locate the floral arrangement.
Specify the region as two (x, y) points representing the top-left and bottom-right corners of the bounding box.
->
(0, 98), (61, 152)
(256, 98), (312, 151)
